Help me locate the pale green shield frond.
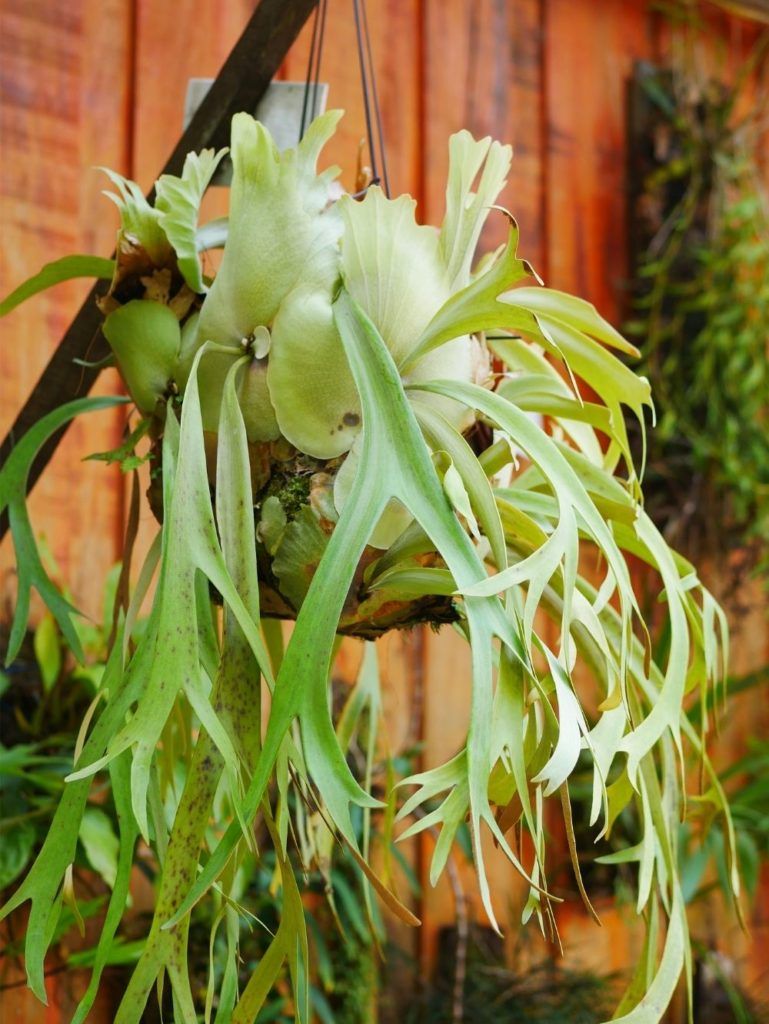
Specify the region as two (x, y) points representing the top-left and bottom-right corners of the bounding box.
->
(267, 267), (361, 459)
(197, 345), (280, 443)
(236, 353), (281, 443)
(196, 110), (343, 348)
(338, 184), (479, 432)
(405, 332), (486, 433)
(339, 186), (452, 367)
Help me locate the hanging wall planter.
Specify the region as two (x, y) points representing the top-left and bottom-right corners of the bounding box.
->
(0, 96), (740, 1024)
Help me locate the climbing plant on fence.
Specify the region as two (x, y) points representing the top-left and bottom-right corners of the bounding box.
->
(627, 48), (769, 580)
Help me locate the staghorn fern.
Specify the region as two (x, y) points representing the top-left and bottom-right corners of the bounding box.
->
(0, 110), (738, 1023)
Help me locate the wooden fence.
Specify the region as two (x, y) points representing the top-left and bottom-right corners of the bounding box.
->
(1, 1), (767, 1020)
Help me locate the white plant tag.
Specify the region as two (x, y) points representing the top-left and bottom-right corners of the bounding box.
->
(183, 79), (329, 184)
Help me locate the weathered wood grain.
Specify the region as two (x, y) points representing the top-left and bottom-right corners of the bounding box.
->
(0, 0), (133, 619)
(422, 0), (545, 266)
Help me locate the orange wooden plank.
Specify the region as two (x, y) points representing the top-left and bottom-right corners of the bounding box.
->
(543, 0), (654, 317)
(0, 0), (135, 621)
(422, 0), (546, 266)
(131, 0), (258, 189)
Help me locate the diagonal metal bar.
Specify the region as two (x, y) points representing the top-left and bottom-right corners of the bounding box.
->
(0, 0), (317, 541)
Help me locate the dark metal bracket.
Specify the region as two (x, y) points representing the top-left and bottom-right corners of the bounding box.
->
(0, 0), (318, 540)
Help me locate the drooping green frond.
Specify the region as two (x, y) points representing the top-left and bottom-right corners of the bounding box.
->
(0, 255), (114, 318)
(170, 291), (544, 933)
(0, 635), (143, 1000)
(67, 347), (274, 840)
(0, 397), (128, 665)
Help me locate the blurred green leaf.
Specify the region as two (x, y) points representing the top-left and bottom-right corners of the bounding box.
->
(33, 614), (61, 692)
(79, 807), (120, 889)
(0, 255), (114, 318)
(0, 820), (36, 889)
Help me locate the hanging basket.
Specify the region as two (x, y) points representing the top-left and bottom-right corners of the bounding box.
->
(95, 109), (503, 640)
(0, 103), (738, 1024)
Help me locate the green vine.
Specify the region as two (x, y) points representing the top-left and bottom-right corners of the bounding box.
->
(628, 49), (769, 578)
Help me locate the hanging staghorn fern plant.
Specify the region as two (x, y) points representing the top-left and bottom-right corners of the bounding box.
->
(0, 110), (739, 1023)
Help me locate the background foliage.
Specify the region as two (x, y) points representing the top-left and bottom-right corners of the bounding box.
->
(628, 42), (769, 578)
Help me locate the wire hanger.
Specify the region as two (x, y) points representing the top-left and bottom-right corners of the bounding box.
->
(299, 0), (390, 197)
(299, 0), (328, 141)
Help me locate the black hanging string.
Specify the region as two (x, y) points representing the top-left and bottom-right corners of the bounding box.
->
(300, 0), (389, 197)
(352, 0), (390, 196)
(360, 0), (391, 195)
(299, 0), (328, 141)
